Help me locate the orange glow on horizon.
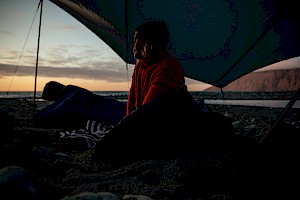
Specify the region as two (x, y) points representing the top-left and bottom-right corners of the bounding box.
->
(0, 76), (132, 92)
(0, 76), (211, 92)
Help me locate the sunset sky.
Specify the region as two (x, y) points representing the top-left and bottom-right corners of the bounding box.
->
(1, 0), (299, 92)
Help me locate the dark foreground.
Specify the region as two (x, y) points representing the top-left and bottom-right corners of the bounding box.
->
(0, 97), (299, 200)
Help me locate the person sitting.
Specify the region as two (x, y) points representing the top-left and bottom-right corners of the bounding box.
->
(126, 20), (186, 116)
(34, 81), (126, 129)
(93, 20), (234, 159)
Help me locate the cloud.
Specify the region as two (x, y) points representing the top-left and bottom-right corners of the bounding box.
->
(0, 31), (13, 36)
(0, 63), (134, 82)
(0, 43), (127, 74)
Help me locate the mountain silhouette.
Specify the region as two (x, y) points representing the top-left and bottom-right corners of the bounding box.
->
(205, 68), (300, 92)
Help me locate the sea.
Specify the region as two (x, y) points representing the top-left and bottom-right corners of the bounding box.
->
(0, 91), (299, 108)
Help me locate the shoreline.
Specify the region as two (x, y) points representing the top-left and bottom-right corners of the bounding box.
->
(1, 90), (299, 100)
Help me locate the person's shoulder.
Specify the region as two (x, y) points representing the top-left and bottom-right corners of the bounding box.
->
(65, 84), (82, 91)
(64, 85), (91, 95)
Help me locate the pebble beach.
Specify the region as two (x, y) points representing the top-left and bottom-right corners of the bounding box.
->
(0, 93), (299, 200)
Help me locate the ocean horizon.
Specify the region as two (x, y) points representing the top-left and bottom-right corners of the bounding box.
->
(0, 91), (129, 99)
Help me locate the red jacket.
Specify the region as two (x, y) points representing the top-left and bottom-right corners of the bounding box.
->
(126, 52), (185, 115)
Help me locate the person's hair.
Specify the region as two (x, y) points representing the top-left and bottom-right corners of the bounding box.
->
(41, 81), (65, 101)
(135, 20), (169, 50)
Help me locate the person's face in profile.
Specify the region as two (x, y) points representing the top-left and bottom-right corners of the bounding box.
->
(131, 31), (155, 60)
(131, 31), (144, 60)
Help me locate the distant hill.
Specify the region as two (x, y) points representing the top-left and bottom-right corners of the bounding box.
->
(205, 68), (300, 92)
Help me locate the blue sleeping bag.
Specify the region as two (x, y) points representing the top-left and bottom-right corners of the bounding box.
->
(34, 85), (126, 128)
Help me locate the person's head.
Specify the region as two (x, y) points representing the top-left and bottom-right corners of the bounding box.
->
(41, 81), (65, 101)
(131, 20), (169, 60)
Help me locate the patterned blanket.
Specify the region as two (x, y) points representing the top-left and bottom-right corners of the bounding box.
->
(60, 120), (114, 149)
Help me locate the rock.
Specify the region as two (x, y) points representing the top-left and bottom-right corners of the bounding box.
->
(123, 194), (154, 200)
(62, 192), (119, 200)
(32, 146), (56, 157)
(232, 120), (244, 129)
(0, 165), (40, 200)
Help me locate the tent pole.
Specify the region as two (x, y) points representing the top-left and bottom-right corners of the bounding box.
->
(34, 0), (43, 105)
(258, 88), (300, 145)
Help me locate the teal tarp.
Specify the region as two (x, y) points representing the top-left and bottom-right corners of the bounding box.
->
(49, 0), (300, 88)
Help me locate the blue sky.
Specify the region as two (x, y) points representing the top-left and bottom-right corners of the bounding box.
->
(0, 0), (137, 91)
(0, 0), (123, 66)
(0, 0), (299, 91)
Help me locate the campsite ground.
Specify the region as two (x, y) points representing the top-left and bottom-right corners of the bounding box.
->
(0, 92), (299, 200)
